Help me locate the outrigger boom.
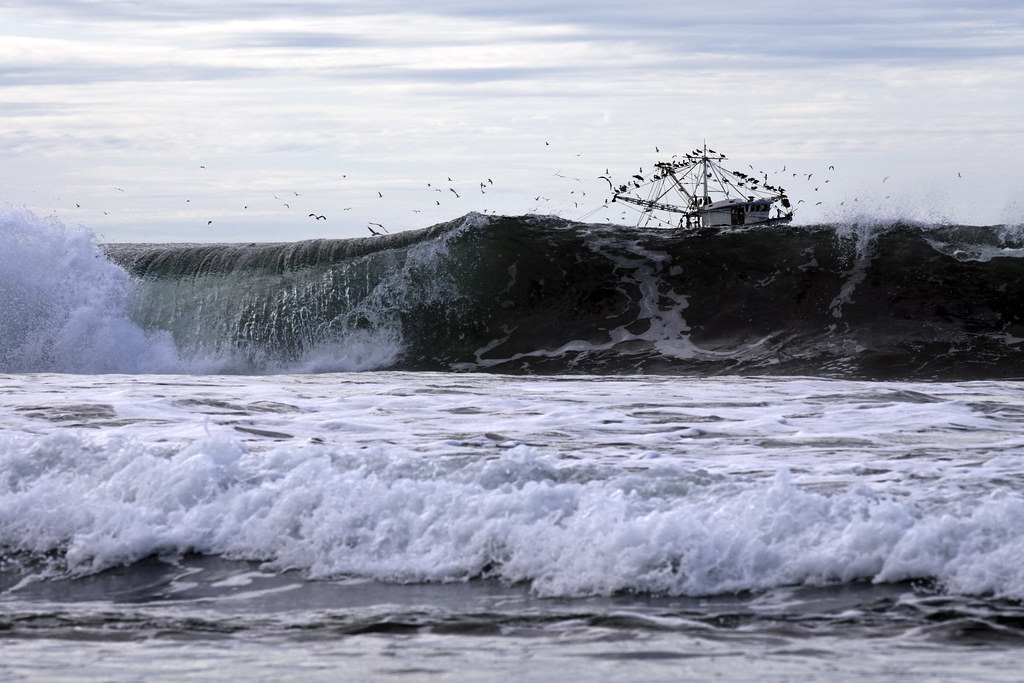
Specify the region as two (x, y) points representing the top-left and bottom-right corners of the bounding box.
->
(612, 144), (793, 229)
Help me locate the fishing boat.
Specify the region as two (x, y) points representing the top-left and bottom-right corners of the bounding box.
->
(609, 145), (793, 229)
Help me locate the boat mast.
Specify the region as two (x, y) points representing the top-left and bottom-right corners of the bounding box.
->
(701, 142), (709, 207)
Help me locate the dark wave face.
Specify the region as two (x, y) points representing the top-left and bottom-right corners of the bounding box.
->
(99, 213), (1024, 379)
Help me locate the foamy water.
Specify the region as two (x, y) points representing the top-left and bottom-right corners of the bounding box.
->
(3, 372), (1023, 598)
(3, 372), (1024, 679)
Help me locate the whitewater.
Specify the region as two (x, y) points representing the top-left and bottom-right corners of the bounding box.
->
(2, 206), (1024, 680)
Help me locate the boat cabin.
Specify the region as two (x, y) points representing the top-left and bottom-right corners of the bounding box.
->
(701, 198), (773, 227)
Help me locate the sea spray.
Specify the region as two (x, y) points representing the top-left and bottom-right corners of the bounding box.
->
(0, 207), (179, 373)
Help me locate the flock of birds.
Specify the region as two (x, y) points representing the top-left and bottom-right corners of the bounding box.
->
(218, 171), (504, 236)
(69, 143), (969, 237)
(81, 144), (580, 237)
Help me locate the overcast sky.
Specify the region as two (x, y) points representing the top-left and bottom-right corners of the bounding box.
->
(3, 0), (1023, 241)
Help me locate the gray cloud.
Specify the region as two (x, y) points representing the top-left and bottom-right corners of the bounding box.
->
(13, 0), (1024, 64)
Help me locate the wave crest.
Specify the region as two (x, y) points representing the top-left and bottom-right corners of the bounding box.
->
(5, 208), (1024, 378)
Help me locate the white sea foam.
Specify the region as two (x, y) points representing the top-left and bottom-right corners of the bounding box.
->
(0, 207), (181, 373)
(2, 373), (1023, 600)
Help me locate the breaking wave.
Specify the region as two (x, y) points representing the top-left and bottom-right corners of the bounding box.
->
(4, 207), (1024, 378)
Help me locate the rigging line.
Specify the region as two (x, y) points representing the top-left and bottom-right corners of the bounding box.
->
(709, 164), (733, 198)
(576, 206), (604, 221)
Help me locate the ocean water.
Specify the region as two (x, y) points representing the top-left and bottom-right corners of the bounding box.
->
(2, 207), (1024, 680)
